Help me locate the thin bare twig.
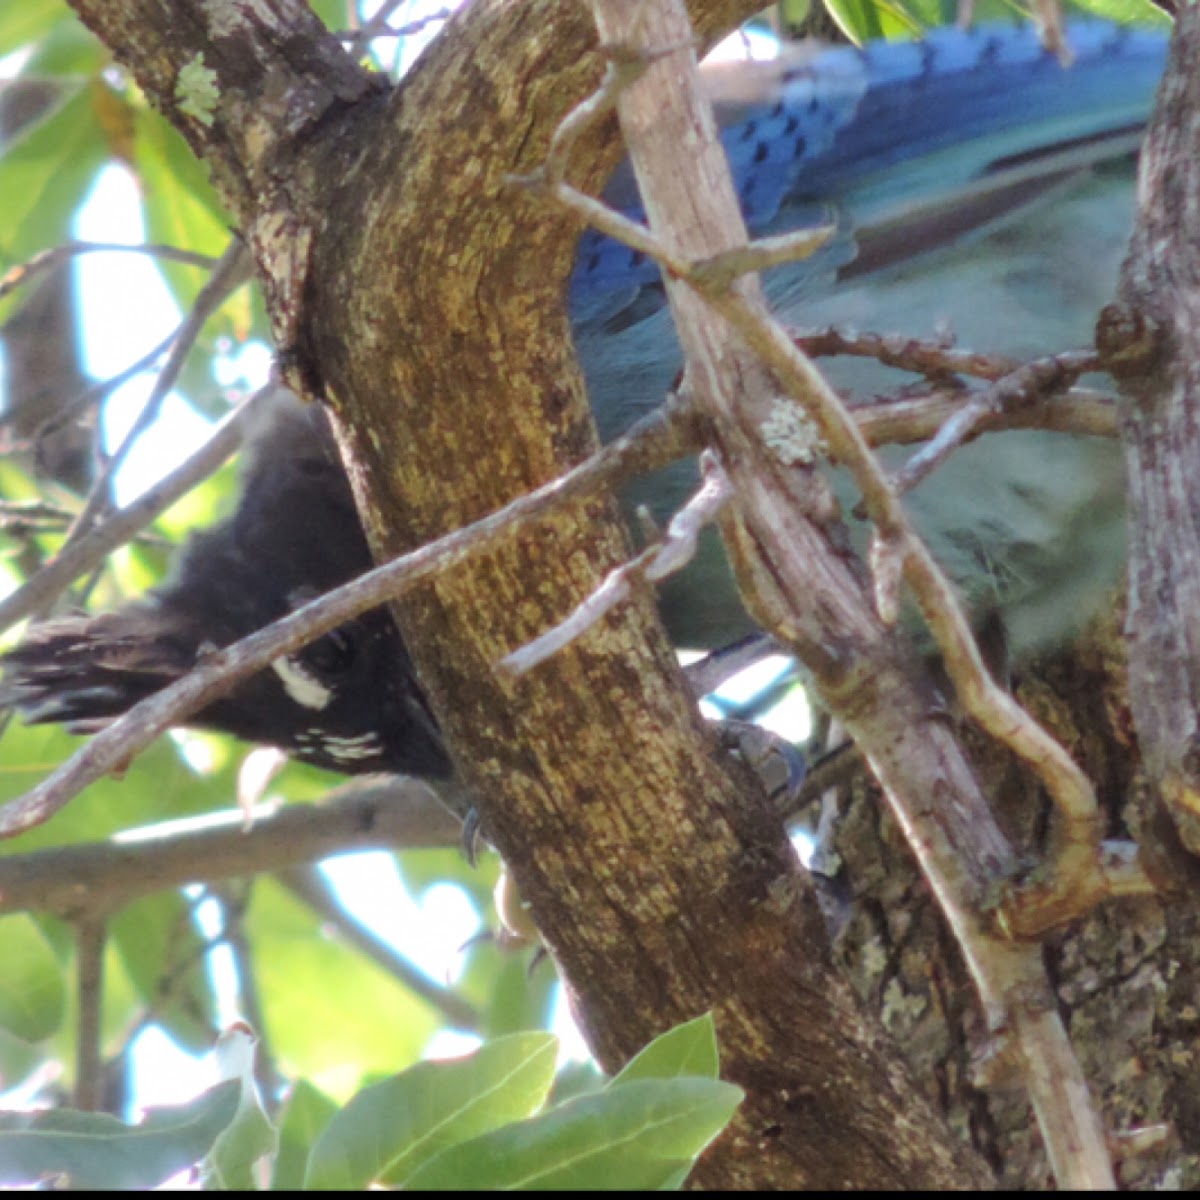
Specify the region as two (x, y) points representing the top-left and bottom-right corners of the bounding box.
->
(208, 882), (287, 1108)
(793, 324), (1020, 381)
(525, 125), (1104, 943)
(0, 500), (78, 530)
(0, 501), (172, 545)
(0, 777), (465, 918)
(73, 916), (106, 1112)
(1034, 0), (1072, 62)
(795, 326), (1119, 443)
(564, 2), (1116, 1185)
(890, 350), (1099, 497)
(709, 294), (1108, 941)
(691, 229), (837, 288)
(64, 242), (252, 543)
(27, 329), (177, 442)
(0, 241), (217, 304)
(499, 451), (732, 675)
(848, 384), (1117, 445)
(340, 4), (454, 53)
(0, 385), (272, 636)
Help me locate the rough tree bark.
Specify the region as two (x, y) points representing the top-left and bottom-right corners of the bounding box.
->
(1102, 4), (1200, 863)
(65, 0), (991, 1186)
(57, 0), (1200, 1188)
(827, 602), (1200, 1187)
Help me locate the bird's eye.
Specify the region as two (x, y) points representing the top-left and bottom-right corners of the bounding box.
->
(302, 627), (356, 676)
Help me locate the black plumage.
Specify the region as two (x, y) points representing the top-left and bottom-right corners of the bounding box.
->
(1, 396), (451, 779)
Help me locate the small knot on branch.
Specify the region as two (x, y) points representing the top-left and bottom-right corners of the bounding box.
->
(1095, 302), (1166, 386)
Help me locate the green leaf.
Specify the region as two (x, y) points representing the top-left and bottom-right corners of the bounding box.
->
(776, 0), (811, 33)
(1067, 0), (1171, 25)
(479, 944), (556, 1040)
(0, 914), (64, 1042)
(822, 0), (899, 42)
(403, 1077), (743, 1191)
(270, 1080), (338, 1191)
(0, 82), (107, 268)
(244, 878), (442, 1091)
(304, 1031), (558, 1190)
(0, 722), (238, 852)
(0, 0), (69, 59)
(0, 1078), (240, 1190)
(201, 1026), (278, 1190)
(610, 1014), (719, 1087)
(310, 0), (354, 30)
(0, 1025), (43, 1093)
(109, 895), (217, 1055)
(546, 1059), (606, 1109)
(16, 14), (104, 77)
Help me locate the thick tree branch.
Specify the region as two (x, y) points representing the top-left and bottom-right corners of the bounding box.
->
(0, 778), (461, 918)
(287, 0), (986, 1185)
(63, 243), (252, 543)
(1104, 5), (1200, 859)
(67, 0), (387, 366)
(586, 0), (1110, 1185)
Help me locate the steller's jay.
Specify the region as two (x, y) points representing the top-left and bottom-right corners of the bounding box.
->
(0, 18), (1169, 777)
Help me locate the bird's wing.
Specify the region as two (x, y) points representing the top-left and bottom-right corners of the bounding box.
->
(571, 19), (1166, 324)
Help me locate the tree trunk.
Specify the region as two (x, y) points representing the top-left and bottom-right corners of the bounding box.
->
(827, 600), (1200, 1187)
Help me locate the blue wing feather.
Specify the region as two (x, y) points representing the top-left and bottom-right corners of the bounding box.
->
(570, 20), (1166, 306)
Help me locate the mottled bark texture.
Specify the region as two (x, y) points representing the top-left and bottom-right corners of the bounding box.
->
(61, 0), (1200, 1188)
(823, 602), (1200, 1187)
(1105, 3), (1200, 860)
(66, 0), (984, 1187)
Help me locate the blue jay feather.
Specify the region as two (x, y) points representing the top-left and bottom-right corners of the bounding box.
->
(573, 20), (1164, 302)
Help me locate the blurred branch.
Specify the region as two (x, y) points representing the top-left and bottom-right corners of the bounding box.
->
(72, 916), (106, 1112)
(799, 326), (1120, 442)
(64, 242), (253, 542)
(0, 241), (218, 305)
(339, 2), (453, 53)
(25, 328), (176, 442)
(276, 865), (481, 1032)
(0, 384), (270, 635)
(209, 882), (288, 1107)
(890, 349), (1100, 497)
(0, 776), (465, 918)
(849, 382), (1117, 445)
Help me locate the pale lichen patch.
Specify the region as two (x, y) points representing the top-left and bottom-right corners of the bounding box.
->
(760, 399), (823, 466)
(176, 54), (219, 128)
